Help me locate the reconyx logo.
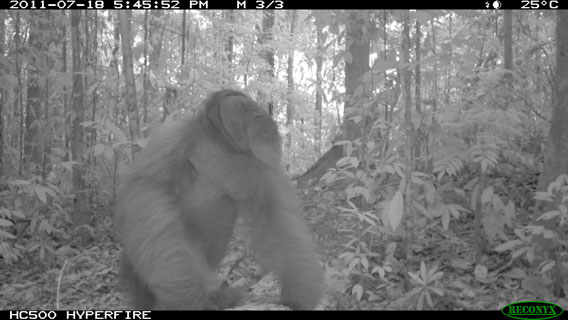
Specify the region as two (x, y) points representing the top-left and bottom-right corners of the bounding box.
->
(502, 301), (564, 320)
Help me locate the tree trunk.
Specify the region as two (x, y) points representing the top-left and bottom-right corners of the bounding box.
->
(25, 11), (50, 171)
(15, 13), (23, 176)
(414, 20), (422, 162)
(503, 10), (513, 88)
(119, 11), (140, 159)
(297, 11), (370, 186)
(531, 10), (568, 290)
(71, 11), (89, 230)
(0, 12), (5, 175)
(444, 14), (453, 105)
(111, 12), (122, 122)
(402, 10), (414, 261)
(149, 10), (165, 71)
(314, 22), (324, 156)
(285, 11), (298, 168)
(225, 10), (234, 65)
(536, 10), (568, 213)
(258, 11), (275, 115)
(181, 10), (187, 66)
(344, 11), (370, 145)
(143, 11), (149, 126)
(344, 11), (370, 144)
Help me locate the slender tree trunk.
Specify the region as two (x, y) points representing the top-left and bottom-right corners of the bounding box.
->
(285, 11), (298, 169)
(314, 22), (324, 156)
(504, 10), (513, 88)
(225, 10), (234, 64)
(181, 10), (186, 66)
(149, 11), (165, 72)
(119, 11), (140, 159)
(25, 11), (50, 171)
(61, 12), (69, 159)
(112, 12), (121, 122)
(431, 18), (438, 112)
(258, 11), (275, 115)
(414, 20), (422, 162)
(110, 12), (121, 202)
(71, 11), (89, 229)
(88, 11), (99, 204)
(381, 11), (391, 156)
(142, 11), (149, 126)
(15, 13), (24, 176)
(0, 12), (5, 174)
(402, 11), (415, 263)
(445, 14), (453, 105)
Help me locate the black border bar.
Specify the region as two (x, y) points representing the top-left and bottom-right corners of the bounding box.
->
(4, 0), (564, 10)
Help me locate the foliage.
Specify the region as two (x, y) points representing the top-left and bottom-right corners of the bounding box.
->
(496, 175), (568, 272)
(406, 261), (445, 310)
(0, 177), (68, 265)
(0, 8), (563, 310)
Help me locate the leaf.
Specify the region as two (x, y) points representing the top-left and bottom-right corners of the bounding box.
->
(522, 276), (549, 296)
(372, 266), (386, 278)
(424, 182), (436, 205)
(494, 240), (521, 252)
(361, 256), (369, 271)
(537, 210), (561, 221)
(394, 163), (405, 178)
(420, 261), (428, 281)
(540, 260), (556, 273)
(339, 251), (354, 261)
(428, 265), (443, 282)
(502, 268), (526, 279)
(0, 229), (15, 239)
(417, 291), (425, 310)
(481, 186), (493, 204)
(474, 264), (488, 279)
(360, 212), (377, 226)
(86, 81), (99, 96)
(408, 271), (424, 285)
(93, 143), (104, 157)
(388, 191), (404, 231)
(348, 257), (360, 271)
(60, 161), (77, 172)
(447, 204), (467, 218)
(40, 219), (55, 235)
(534, 191), (553, 202)
(35, 185), (48, 204)
(0, 218), (14, 227)
(352, 284), (364, 301)
(441, 207), (450, 231)
(81, 120), (97, 128)
(430, 287), (444, 297)
(44, 185), (59, 200)
(412, 175), (425, 185)
(104, 145), (115, 161)
(425, 290), (434, 308)
(11, 210), (25, 219)
(11, 180), (31, 186)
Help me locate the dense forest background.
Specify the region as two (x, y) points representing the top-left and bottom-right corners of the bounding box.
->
(1, 9), (568, 310)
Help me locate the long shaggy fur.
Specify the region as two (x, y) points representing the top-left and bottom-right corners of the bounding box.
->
(116, 89), (325, 309)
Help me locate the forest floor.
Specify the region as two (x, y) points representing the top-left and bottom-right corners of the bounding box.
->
(1, 192), (568, 310)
